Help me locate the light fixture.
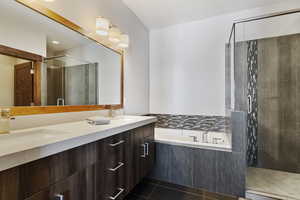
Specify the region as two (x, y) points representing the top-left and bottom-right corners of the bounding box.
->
(52, 40), (60, 45)
(118, 34), (129, 48)
(108, 27), (121, 43)
(96, 17), (110, 36)
(43, 0), (55, 2)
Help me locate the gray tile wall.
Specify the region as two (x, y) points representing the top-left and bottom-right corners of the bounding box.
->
(257, 34), (300, 173)
(149, 111), (247, 198)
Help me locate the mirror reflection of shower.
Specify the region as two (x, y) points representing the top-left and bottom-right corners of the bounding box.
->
(42, 55), (98, 106)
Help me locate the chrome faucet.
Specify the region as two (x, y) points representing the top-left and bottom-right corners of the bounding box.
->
(57, 98), (65, 106)
(189, 135), (199, 142)
(202, 131), (209, 143)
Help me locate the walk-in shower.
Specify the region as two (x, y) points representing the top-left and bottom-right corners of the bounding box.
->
(227, 9), (300, 200)
(42, 55), (98, 106)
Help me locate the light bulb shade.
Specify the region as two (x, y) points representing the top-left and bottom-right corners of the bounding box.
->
(109, 27), (121, 43)
(96, 17), (110, 36)
(118, 34), (129, 48)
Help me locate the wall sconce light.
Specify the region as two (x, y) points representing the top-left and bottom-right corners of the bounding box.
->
(96, 17), (110, 36)
(118, 34), (129, 48)
(108, 27), (121, 43)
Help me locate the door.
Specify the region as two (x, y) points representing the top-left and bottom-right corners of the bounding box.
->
(14, 62), (33, 106)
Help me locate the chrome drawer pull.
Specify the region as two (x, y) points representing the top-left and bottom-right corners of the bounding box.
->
(145, 142), (149, 156)
(108, 162), (124, 172)
(54, 194), (64, 200)
(141, 144), (146, 158)
(108, 188), (124, 200)
(109, 140), (125, 147)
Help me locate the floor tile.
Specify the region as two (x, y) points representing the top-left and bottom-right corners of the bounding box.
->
(131, 181), (157, 198)
(124, 193), (147, 200)
(149, 185), (203, 200)
(204, 190), (238, 200)
(157, 179), (203, 197)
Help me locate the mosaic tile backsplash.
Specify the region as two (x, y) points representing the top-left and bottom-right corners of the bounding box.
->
(148, 114), (230, 132)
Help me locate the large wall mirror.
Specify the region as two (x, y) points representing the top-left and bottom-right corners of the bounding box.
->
(0, 0), (124, 115)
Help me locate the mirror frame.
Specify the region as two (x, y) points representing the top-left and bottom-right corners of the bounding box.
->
(2, 0), (125, 116)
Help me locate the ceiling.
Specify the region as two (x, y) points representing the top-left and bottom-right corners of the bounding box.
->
(122, 0), (295, 29)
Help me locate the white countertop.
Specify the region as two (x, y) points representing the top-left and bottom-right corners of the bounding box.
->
(0, 115), (156, 172)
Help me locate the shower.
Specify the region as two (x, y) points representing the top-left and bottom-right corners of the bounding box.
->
(42, 55), (98, 106)
(227, 8), (300, 200)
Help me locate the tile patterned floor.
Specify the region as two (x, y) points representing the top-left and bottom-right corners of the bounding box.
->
(124, 178), (239, 200)
(247, 167), (300, 200)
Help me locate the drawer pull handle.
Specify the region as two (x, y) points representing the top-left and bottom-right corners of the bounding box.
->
(108, 162), (124, 172)
(109, 140), (125, 147)
(145, 142), (149, 156)
(54, 194), (64, 200)
(141, 144), (146, 158)
(109, 188), (124, 200)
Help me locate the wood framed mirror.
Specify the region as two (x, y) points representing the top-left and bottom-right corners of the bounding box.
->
(0, 0), (124, 116)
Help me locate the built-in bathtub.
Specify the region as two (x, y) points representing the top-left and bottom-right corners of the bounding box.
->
(155, 128), (232, 152)
(149, 112), (247, 198)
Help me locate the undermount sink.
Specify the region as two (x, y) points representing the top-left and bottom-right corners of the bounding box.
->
(0, 128), (73, 152)
(0, 128), (69, 144)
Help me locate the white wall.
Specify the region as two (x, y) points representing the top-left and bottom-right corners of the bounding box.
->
(0, 55), (16, 106)
(150, 1), (300, 116)
(0, 0), (47, 56)
(40, 0), (150, 115)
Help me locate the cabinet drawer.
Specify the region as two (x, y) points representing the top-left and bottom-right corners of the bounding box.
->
(20, 143), (98, 199)
(25, 164), (96, 200)
(103, 134), (126, 169)
(102, 133), (127, 200)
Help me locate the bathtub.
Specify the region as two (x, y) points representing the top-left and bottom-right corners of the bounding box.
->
(155, 128), (232, 152)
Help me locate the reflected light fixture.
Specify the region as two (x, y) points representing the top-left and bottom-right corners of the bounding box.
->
(96, 17), (110, 36)
(43, 0), (55, 2)
(108, 27), (121, 43)
(118, 34), (129, 48)
(52, 40), (60, 45)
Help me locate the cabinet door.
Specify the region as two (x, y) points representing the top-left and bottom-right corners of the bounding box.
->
(25, 165), (95, 200)
(0, 168), (19, 200)
(49, 165), (95, 200)
(24, 190), (49, 200)
(127, 127), (144, 189)
(140, 124), (155, 178)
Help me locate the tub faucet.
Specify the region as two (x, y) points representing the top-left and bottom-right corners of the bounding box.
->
(202, 131), (209, 143)
(189, 135), (199, 142)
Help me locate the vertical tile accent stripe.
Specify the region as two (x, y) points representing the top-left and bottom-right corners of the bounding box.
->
(247, 40), (258, 167)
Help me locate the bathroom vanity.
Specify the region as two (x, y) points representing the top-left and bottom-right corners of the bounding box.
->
(0, 116), (156, 200)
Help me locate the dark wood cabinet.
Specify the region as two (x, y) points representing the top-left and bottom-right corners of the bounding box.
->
(0, 123), (155, 200)
(126, 124), (156, 189)
(139, 124), (155, 179)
